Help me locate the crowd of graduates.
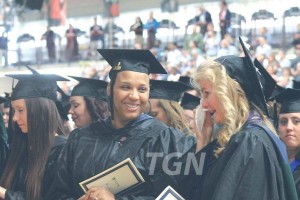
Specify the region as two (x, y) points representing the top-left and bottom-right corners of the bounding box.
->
(0, 37), (299, 199)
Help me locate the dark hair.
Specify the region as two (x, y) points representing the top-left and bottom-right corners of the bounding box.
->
(84, 97), (110, 121)
(0, 97), (65, 200)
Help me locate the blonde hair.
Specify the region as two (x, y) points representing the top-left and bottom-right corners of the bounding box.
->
(193, 60), (277, 154)
(192, 60), (249, 155)
(157, 99), (192, 134)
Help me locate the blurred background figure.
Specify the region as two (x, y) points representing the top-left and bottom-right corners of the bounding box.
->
(41, 26), (56, 63)
(65, 24), (79, 64)
(89, 17), (105, 59)
(0, 32), (8, 67)
(130, 16), (144, 48)
(144, 11), (160, 49)
(196, 5), (212, 36)
(184, 25), (204, 52)
(219, 0), (231, 39)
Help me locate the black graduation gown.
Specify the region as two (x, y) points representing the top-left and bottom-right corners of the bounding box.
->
(46, 115), (197, 199)
(0, 114), (8, 176)
(193, 120), (297, 200)
(5, 135), (67, 200)
(0, 133), (7, 176)
(293, 162), (300, 199)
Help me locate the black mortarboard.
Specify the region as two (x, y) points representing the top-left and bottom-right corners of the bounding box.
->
(293, 80), (300, 89)
(268, 85), (285, 101)
(150, 80), (193, 102)
(270, 88), (300, 113)
(6, 74), (69, 101)
(179, 76), (194, 89)
(23, 65), (70, 120)
(69, 76), (108, 101)
(253, 58), (277, 100)
(180, 92), (200, 110)
(215, 37), (269, 116)
(97, 49), (168, 79)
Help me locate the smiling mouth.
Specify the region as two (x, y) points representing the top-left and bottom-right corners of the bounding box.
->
(126, 103), (139, 111)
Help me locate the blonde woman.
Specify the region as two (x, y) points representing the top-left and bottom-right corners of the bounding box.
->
(189, 38), (297, 200)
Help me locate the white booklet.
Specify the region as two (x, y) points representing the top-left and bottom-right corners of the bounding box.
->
(156, 186), (185, 200)
(79, 158), (145, 195)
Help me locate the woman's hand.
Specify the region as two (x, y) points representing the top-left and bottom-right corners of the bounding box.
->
(194, 107), (213, 152)
(83, 187), (115, 200)
(0, 186), (7, 199)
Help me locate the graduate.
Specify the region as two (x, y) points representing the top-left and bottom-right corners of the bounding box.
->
(271, 88), (300, 198)
(189, 37), (297, 200)
(47, 49), (206, 199)
(148, 79), (192, 134)
(69, 76), (110, 128)
(0, 74), (68, 200)
(0, 96), (8, 176)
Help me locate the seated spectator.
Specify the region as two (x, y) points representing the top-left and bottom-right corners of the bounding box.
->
(277, 50), (291, 68)
(217, 38), (238, 57)
(277, 68), (293, 88)
(204, 31), (219, 57)
(166, 42), (183, 67)
(255, 37), (272, 58)
(184, 25), (204, 51)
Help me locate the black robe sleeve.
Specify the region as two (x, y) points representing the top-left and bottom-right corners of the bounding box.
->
(0, 134), (7, 176)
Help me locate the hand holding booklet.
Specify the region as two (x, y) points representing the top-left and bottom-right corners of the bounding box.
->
(79, 158), (145, 195)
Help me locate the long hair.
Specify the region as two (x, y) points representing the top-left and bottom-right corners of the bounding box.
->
(193, 60), (277, 155)
(1, 97), (65, 200)
(156, 99), (191, 134)
(84, 97), (110, 121)
(193, 60), (250, 155)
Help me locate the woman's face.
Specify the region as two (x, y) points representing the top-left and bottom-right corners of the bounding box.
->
(11, 99), (28, 133)
(110, 71), (149, 128)
(2, 107), (10, 128)
(198, 79), (225, 125)
(149, 99), (169, 125)
(69, 96), (92, 128)
(278, 113), (300, 150)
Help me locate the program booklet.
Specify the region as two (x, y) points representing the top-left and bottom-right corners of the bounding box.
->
(156, 186), (185, 200)
(79, 158), (145, 195)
